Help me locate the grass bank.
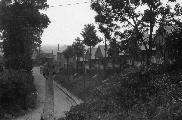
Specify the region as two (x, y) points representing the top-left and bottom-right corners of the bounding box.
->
(56, 66), (182, 120)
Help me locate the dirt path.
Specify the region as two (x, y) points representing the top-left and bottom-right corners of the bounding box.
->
(14, 67), (82, 120)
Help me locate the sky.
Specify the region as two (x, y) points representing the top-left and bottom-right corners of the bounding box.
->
(41, 0), (98, 46)
(41, 0), (182, 46)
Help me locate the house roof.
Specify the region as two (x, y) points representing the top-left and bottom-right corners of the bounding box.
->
(95, 45), (109, 58)
(99, 45), (109, 57)
(85, 48), (97, 59)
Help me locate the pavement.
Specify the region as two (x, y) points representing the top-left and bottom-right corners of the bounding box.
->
(14, 67), (82, 120)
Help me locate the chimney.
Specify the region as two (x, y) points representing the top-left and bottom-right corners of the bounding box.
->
(58, 44), (60, 51)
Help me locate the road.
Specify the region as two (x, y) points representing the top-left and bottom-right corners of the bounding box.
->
(15, 67), (81, 120)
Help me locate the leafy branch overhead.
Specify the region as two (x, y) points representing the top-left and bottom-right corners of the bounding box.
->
(0, 0), (50, 70)
(91, 0), (182, 64)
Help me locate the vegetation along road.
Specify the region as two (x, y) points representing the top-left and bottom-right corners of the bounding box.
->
(15, 67), (82, 120)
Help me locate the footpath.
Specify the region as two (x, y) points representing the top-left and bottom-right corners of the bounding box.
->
(14, 67), (82, 120)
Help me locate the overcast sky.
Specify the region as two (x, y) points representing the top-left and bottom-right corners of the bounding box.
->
(41, 0), (97, 46)
(41, 0), (182, 46)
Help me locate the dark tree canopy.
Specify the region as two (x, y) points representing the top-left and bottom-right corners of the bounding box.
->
(81, 24), (101, 48)
(72, 37), (85, 58)
(91, 0), (182, 65)
(0, 0), (50, 70)
(63, 46), (74, 60)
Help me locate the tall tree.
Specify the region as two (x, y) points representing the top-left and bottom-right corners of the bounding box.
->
(72, 37), (85, 71)
(81, 24), (101, 69)
(91, 0), (182, 65)
(0, 0), (50, 71)
(159, 20), (182, 69)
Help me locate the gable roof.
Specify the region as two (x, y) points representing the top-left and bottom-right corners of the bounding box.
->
(95, 45), (109, 58)
(85, 48), (97, 59)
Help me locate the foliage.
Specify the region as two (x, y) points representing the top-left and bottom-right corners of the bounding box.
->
(107, 38), (120, 57)
(81, 24), (101, 48)
(165, 22), (182, 69)
(63, 46), (74, 70)
(0, 0), (50, 70)
(81, 24), (101, 69)
(72, 37), (85, 71)
(61, 66), (182, 120)
(0, 70), (37, 119)
(63, 46), (74, 60)
(91, 0), (182, 65)
(72, 37), (85, 58)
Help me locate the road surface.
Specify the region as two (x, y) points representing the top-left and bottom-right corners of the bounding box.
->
(15, 67), (81, 120)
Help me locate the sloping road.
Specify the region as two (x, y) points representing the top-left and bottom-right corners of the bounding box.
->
(14, 67), (82, 120)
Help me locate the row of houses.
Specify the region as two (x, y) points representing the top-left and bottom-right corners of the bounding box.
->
(56, 45), (163, 72)
(57, 45), (110, 71)
(32, 25), (177, 71)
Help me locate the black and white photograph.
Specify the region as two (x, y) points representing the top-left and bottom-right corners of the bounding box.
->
(0, 0), (182, 120)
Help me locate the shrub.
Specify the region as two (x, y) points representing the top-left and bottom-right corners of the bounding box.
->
(60, 65), (182, 120)
(0, 70), (37, 118)
(5, 55), (33, 71)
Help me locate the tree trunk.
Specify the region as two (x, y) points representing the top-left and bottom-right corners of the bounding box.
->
(147, 7), (155, 66)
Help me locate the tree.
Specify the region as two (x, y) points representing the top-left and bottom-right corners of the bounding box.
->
(63, 46), (74, 72)
(72, 37), (85, 71)
(81, 24), (101, 69)
(0, 0), (50, 71)
(161, 20), (182, 70)
(91, 0), (182, 65)
(108, 38), (121, 69)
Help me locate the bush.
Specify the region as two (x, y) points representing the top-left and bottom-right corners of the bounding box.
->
(62, 67), (182, 120)
(0, 70), (37, 119)
(5, 55), (33, 71)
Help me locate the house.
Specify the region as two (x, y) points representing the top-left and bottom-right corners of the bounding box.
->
(94, 45), (109, 69)
(83, 48), (97, 69)
(38, 52), (55, 64)
(95, 45), (109, 59)
(85, 48), (97, 60)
